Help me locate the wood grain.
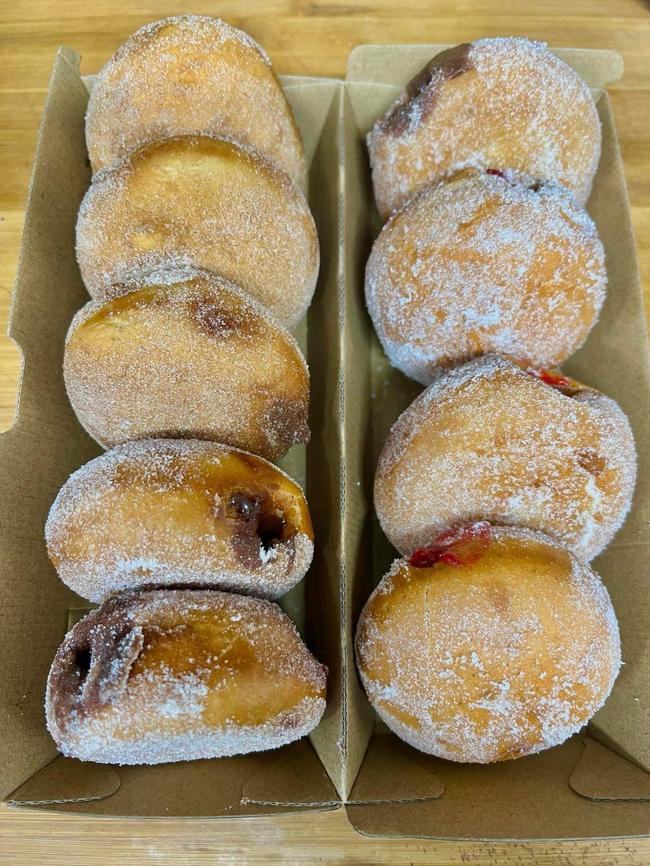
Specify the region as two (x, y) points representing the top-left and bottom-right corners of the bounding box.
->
(0, 1), (648, 862)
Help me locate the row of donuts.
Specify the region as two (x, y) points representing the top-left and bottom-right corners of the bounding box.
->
(366, 37), (607, 384)
(355, 39), (636, 763)
(44, 16), (327, 765)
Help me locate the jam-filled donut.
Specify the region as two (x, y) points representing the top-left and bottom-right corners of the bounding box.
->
(365, 170), (606, 383)
(375, 356), (636, 562)
(63, 269), (310, 458)
(368, 37), (601, 219)
(355, 525), (620, 763)
(86, 15), (306, 186)
(76, 135), (319, 329)
(45, 439), (314, 602)
(46, 589), (327, 764)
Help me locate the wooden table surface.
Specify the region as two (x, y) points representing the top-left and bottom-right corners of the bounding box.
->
(1, 1), (649, 863)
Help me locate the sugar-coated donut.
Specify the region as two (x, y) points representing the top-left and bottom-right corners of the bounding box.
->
(86, 15), (306, 186)
(46, 589), (327, 764)
(375, 356), (636, 562)
(45, 439), (314, 602)
(365, 171), (606, 383)
(355, 525), (620, 763)
(368, 37), (601, 219)
(76, 135), (319, 328)
(63, 269), (310, 458)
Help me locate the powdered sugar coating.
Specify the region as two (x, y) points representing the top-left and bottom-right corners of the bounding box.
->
(63, 268), (310, 458)
(45, 439), (314, 602)
(46, 589), (326, 764)
(375, 356), (636, 562)
(368, 37), (601, 218)
(366, 171), (606, 383)
(76, 135), (319, 329)
(86, 15), (306, 185)
(355, 526), (620, 763)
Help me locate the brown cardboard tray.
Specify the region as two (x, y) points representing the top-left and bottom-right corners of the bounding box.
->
(0, 41), (648, 839)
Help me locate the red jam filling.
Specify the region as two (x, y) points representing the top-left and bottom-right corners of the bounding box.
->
(527, 367), (574, 391)
(409, 522), (492, 568)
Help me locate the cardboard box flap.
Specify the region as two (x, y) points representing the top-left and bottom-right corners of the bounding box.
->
(339, 87), (378, 798)
(346, 43), (623, 92)
(6, 46), (91, 408)
(0, 45), (101, 804)
(278, 76), (341, 166)
(347, 736), (650, 840)
(7, 757), (120, 807)
(570, 738), (650, 801)
(301, 84), (347, 797)
(241, 738), (340, 807)
(348, 734), (444, 804)
(563, 92), (650, 775)
(8, 742), (338, 817)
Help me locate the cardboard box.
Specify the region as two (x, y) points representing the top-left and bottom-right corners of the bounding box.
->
(0, 42), (648, 838)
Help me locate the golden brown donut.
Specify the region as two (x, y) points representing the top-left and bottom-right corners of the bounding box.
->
(368, 37), (601, 219)
(375, 356), (636, 562)
(366, 170), (606, 384)
(76, 135), (319, 328)
(45, 439), (314, 602)
(86, 15), (306, 186)
(63, 269), (310, 458)
(355, 525), (620, 763)
(46, 589), (327, 764)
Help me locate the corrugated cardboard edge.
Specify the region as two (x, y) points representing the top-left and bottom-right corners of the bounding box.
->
(6, 757), (121, 807)
(570, 739), (650, 801)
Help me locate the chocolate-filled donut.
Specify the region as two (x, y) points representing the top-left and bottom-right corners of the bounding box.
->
(46, 589), (327, 764)
(46, 439), (314, 602)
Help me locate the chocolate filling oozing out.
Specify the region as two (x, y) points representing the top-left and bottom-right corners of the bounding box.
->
(49, 596), (145, 729)
(228, 491), (288, 568)
(74, 647), (91, 679)
(379, 43), (473, 137)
